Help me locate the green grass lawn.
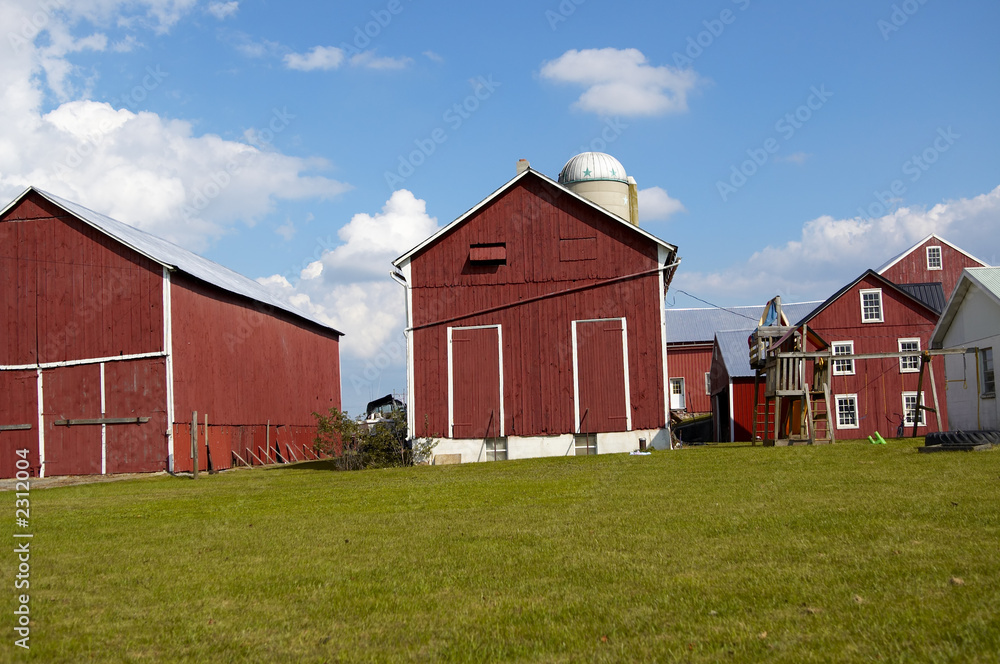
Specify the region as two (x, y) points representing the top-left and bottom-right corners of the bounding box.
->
(4, 440), (1000, 663)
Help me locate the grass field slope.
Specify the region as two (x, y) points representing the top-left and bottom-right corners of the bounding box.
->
(4, 440), (999, 663)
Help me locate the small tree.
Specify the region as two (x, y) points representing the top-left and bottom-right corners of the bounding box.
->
(313, 406), (421, 470)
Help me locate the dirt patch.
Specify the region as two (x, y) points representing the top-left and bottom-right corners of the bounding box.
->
(0, 471), (172, 492)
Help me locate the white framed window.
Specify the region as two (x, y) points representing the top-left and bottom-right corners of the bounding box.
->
(832, 341), (855, 376)
(898, 338), (921, 373)
(902, 392), (925, 427)
(982, 348), (995, 397)
(860, 289), (883, 323)
(836, 395), (859, 429)
(926, 245), (942, 270)
(705, 372), (712, 396)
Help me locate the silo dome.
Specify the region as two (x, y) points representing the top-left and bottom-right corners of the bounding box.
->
(557, 152), (636, 223)
(558, 152), (628, 185)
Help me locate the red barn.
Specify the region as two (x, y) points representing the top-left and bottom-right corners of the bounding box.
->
(0, 187), (342, 478)
(392, 154), (679, 462)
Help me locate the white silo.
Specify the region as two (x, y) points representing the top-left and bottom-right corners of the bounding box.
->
(557, 152), (638, 225)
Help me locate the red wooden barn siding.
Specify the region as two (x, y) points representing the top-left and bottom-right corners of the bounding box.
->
(408, 177), (667, 439)
(806, 275), (946, 439)
(1, 193), (164, 365)
(666, 344), (713, 414)
(880, 238), (986, 299)
(169, 273), (341, 471)
(1, 193), (168, 477)
(730, 379), (764, 442)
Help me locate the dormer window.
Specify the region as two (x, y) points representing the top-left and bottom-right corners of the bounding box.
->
(926, 246), (942, 270)
(469, 243), (506, 265)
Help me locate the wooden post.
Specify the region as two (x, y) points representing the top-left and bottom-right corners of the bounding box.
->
(911, 353), (928, 438)
(204, 413), (214, 474)
(823, 382), (835, 444)
(927, 359), (943, 431)
(191, 410), (199, 480)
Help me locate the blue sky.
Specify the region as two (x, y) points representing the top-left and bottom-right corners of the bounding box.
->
(2, 0), (999, 415)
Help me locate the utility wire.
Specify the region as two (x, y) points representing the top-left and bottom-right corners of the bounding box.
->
(674, 290), (759, 322)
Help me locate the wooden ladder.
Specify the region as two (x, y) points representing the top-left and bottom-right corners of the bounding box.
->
(804, 384), (836, 445)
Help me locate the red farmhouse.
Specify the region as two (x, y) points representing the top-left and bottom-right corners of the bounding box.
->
(392, 154), (679, 462)
(0, 188), (342, 478)
(711, 231), (990, 443)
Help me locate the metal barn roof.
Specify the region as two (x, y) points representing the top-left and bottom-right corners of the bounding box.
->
(896, 282), (946, 314)
(666, 301), (822, 344)
(715, 329), (757, 379)
(3, 187), (342, 336)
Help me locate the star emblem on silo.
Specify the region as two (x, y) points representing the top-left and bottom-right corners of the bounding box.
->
(610, 168), (616, 177)
(583, 168), (592, 177)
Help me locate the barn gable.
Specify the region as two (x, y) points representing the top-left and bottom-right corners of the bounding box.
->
(877, 234), (990, 299)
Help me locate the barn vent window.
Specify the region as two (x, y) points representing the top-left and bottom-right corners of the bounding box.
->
(926, 246), (942, 270)
(860, 289), (883, 323)
(469, 243), (506, 265)
(559, 237), (597, 262)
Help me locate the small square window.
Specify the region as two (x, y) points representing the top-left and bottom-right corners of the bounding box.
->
(574, 433), (597, 456)
(926, 246), (942, 270)
(899, 339), (921, 373)
(832, 342), (855, 376)
(836, 395), (858, 429)
(484, 437), (508, 461)
(860, 289), (883, 323)
(902, 392), (925, 427)
(982, 348), (995, 397)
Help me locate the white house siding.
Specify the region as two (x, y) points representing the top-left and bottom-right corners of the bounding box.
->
(939, 284), (1000, 430)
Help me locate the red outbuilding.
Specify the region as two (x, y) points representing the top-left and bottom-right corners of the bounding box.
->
(0, 187), (342, 478)
(392, 154), (679, 462)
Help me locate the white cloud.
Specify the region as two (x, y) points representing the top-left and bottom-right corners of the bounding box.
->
(540, 48), (701, 117)
(258, 190), (439, 360)
(675, 186), (1000, 305)
(349, 51), (412, 70)
(423, 50), (444, 64)
(220, 29), (282, 59)
(0, 0), (351, 251)
(639, 186), (685, 222)
(282, 46), (411, 71)
(777, 152), (810, 165)
(207, 1), (238, 20)
(283, 45), (345, 71)
(275, 218), (296, 241)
